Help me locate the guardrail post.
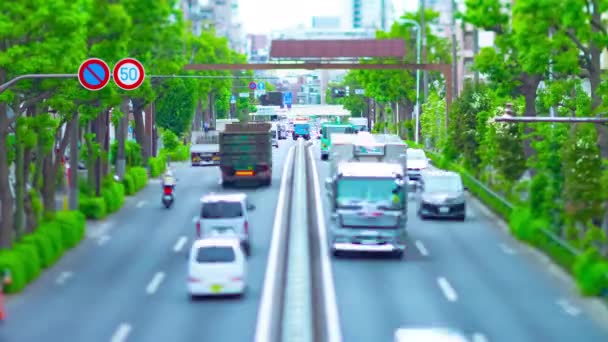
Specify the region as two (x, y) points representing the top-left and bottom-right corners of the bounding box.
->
(282, 139), (313, 342)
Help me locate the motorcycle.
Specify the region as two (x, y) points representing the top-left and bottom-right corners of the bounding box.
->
(162, 185), (175, 208)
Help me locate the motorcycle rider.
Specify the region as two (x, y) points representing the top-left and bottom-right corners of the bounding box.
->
(162, 168), (177, 190)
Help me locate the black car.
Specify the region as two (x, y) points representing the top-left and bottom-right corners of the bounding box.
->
(416, 170), (466, 221)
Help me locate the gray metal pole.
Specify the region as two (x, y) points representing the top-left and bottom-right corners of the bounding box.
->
(397, 19), (421, 144)
(451, 0), (459, 97)
(420, 0), (429, 102)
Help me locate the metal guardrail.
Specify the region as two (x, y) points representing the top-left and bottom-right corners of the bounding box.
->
(256, 138), (343, 341)
(282, 139), (314, 342)
(420, 146), (584, 257)
(254, 145), (295, 342)
(305, 141), (343, 342)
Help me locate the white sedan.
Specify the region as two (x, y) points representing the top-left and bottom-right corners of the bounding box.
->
(187, 238), (247, 298)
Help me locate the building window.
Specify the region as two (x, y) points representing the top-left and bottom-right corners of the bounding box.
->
(464, 32), (474, 50)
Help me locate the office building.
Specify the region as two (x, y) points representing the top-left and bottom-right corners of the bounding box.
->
(347, 0), (395, 31)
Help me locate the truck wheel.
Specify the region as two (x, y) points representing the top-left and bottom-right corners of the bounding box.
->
(321, 154), (328, 161)
(222, 180), (232, 188)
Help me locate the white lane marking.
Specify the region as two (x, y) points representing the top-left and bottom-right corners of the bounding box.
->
(472, 333), (489, 342)
(173, 236), (188, 252)
(110, 323), (132, 342)
(146, 272), (166, 295)
(415, 240), (429, 256)
(56, 271), (73, 285)
(499, 243), (516, 255)
(437, 277), (458, 302)
(136, 200), (146, 208)
(87, 222), (112, 239)
(557, 298), (581, 316)
(98, 235), (111, 246)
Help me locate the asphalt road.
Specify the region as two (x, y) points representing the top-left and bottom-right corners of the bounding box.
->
(1, 141), (292, 342)
(314, 143), (608, 342)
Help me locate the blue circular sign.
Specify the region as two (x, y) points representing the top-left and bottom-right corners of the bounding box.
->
(78, 58), (111, 91)
(248, 82), (257, 90)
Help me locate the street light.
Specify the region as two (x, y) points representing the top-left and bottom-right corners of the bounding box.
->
(398, 18), (422, 144)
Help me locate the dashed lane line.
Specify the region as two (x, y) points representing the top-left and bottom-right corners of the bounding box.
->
(414, 240), (429, 256)
(437, 277), (458, 302)
(173, 236), (188, 253)
(110, 323), (132, 342)
(146, 272), (166, 295)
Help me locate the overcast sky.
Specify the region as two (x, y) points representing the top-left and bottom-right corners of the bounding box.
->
(239, 0), (419, 34)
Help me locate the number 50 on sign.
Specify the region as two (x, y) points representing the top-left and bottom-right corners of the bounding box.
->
(113, 58), (146, 90)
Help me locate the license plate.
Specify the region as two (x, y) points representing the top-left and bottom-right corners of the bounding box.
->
(439, 207), (449, 214)
(212, 156), (220, 160)
(211, 284), (222, 293)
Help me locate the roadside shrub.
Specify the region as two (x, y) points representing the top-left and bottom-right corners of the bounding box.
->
(101, 180), (125, 214)
(148, 154), (167, 178)
(162, 144), (189, 162)
(54, 211), (86, 249)
(79, 195), (107, 219)
(12, 242), (41, 284)
(573, 248), (608, 296)
(38, 221), (65, 264)
(110, 140), (143, 167)
(21, 233), (54, 268)
(0, 250), (28, 293)
(123, 172), (135, 195)
(128, 167), (148, 191)
(161, 130), (180, 151)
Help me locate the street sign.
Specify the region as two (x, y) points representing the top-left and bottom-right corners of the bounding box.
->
(355, 88), (365, 95)
(257, 82), (265, 90)
(230, 95), (236, 104)
(255, 89), (266, 96)
(283, 92), (293, 105)
(78, 58), (111, 91)
(113, 58), (145, 90)
(248, 81), (257, 90)
(239, 92), (249, 98)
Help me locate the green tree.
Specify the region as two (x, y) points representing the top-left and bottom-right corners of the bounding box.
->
(155, 78), (197, 136)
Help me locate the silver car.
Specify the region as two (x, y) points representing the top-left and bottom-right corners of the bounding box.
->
(416, 170), (466, 221)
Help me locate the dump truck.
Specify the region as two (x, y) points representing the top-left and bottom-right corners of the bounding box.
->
(324, 132), (409, 258)
(219, 123), (273, 187)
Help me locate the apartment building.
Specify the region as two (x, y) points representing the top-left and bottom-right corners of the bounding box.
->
(347, 0), (395, 31)
(180, 0), (245, 53)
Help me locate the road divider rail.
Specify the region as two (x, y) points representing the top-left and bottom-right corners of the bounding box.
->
(255, 139), (343, 342)
(254, 145), (295, 342)
(305, 140), (343, 342)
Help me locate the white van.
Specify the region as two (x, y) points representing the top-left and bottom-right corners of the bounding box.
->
(187, 238), (247, 298)
(195, 193), (256, 255)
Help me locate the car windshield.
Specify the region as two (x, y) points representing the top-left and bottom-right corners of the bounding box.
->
(201, 201), (243, 218)
(424, 176), (463, 193)
(324, 126), (354, 138)
(196, 246), (235, 263)
(294, 124), (309, 129)
(407, 149), (426, 160)
(336, 178), (404, 209)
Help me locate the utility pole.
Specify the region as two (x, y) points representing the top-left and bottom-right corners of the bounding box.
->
(420, 0), (429, 102)
(451, 0), (459, 97)
(473, 27), (480, 84)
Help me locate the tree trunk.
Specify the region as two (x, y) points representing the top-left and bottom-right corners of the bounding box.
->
(0, 100), (14, 249)
(41, 118), (72, 216)
(193, 98), (203, 131)
(85, 121), (96, 196)
(41, 153), (55, 216)
(23, 147), (37, 234)
(68, 112), (79, 210)
(132, 98), (148, 163)
(116, 97), (130, 180)
(97, 109), (109, 177)
(520, 74), (541, 163)
(14, 131), (24, 239)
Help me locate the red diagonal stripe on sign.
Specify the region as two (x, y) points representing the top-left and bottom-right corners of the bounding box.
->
(85, 65), (104, 83)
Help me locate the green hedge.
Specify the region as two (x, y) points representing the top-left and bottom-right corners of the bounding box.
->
(79, 196), (107, 219)
(161, 145), (189, 162)
(148, 154), (167, 178)
(0, 211), (86, 294)
(110, 140), (143, 167)
(411, 141), (608, 297)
